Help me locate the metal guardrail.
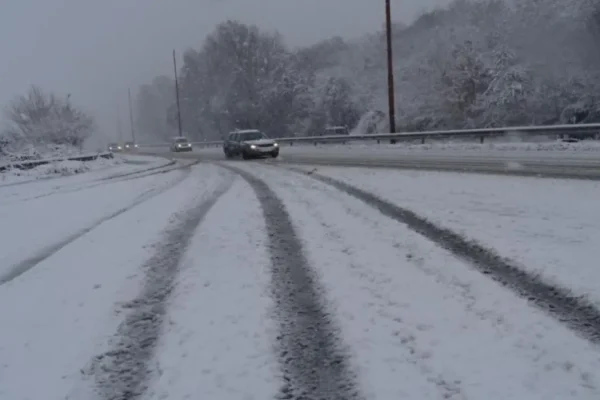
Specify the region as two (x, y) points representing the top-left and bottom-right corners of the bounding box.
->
(138, 123), (600, 149)
(0, 152), (113, 172)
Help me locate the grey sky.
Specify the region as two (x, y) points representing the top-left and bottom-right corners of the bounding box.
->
(0, 0), (449, 140)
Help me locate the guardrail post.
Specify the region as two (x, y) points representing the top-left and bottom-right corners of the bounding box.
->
(390, 139), (396, 144)
(480, 136), (484, 144)
(421, 137), (425, 144)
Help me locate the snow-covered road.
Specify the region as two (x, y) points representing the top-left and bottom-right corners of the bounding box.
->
(145, 142), (600, 179)
(1, 159), (600, 399)
(285, 165), (600, 308)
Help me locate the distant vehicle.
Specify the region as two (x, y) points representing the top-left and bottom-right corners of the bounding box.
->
(170, 136), (192, 152)
(324, 126), (349, 135)
(108, 143), (122, 152)
(124, 141), (138, 150)
(223, 129), (279, 159)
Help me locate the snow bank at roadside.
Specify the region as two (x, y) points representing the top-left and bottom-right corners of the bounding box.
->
(0, 143), (85, 163)
(0, 157), (122, 184)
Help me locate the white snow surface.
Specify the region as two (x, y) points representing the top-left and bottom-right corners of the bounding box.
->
(3, 158), (600, 399)
(290, 165), (600, 308)
(0, 166), (186, 278)
(241, 163), (600, 399)
(146, 177), (280, 400)
(0, 164), (230, 400)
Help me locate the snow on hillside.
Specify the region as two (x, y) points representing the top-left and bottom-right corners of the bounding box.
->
(135, 0), (600, 142)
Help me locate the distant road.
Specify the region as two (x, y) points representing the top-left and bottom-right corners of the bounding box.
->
(145, 146), (600, 179)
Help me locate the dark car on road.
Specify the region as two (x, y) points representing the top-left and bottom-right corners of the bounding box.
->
(223, 129), (279, 159)
(170, 137), (192, 152)
(108, 143), (122, 152)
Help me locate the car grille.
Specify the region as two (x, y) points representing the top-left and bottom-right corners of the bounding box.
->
(257, 144), (272, 148)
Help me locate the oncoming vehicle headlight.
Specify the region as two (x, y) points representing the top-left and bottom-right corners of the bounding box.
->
(177, 144), (182, 147)
(250, 144), (257, 149)
(273, 143), (278, 147)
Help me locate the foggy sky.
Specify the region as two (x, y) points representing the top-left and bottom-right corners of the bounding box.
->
(0, 0), (449, 142)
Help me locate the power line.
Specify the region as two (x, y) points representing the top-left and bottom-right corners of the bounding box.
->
(173, 49), (183, 137)
(385, 0), (396, 133)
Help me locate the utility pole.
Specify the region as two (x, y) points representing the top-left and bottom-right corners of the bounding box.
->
(385, 0), (396, 133)
(117, 110), (123, 143)
(173, 49), (183, 137)
(127, 88), (136, 143)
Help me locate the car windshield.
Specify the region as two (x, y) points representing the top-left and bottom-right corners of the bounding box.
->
(239, 131), (266, 141)
(175, 138), (188, 143)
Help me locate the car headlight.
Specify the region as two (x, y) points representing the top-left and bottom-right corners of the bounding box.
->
(250, 144), (257, 149)
(178, 144), (182, 147)
(273, 143), (278, 147)
(117, 146), (121, 149)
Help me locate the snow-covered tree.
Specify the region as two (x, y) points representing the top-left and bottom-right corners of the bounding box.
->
(477, 46), (534, 126)
(134, 0), (600, 139)
(177, 20), (302, 138)
(2, 85), (94, 152)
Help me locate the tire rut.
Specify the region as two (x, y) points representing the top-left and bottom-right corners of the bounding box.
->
(97, 160), (177, 181)
(265, 172), (467, 398)
(283, 166), (600, 345)
(219, 164), (362, 400)
(0, 166), (192, 286)
(85, 177), (234, 400)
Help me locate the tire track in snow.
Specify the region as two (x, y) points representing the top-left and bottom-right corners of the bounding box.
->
(86, 175), (234, 400)
(0, 166), (193, 286)
(220, 164), (362, 400)
(257, 169), (467, 399)
(98, 160), (176, 181)
(283, 166), (600, 345)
